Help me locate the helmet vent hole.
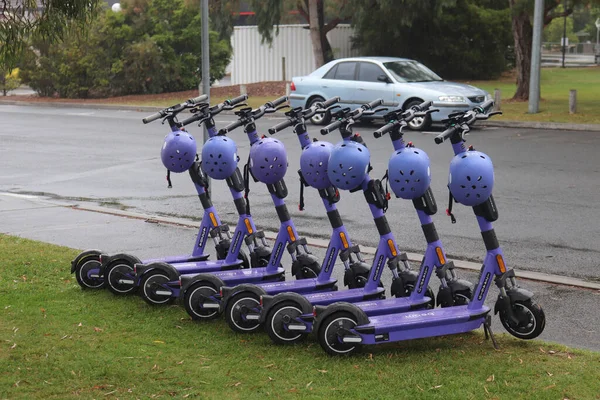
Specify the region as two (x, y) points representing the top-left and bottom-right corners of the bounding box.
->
(341, 144), (346, 147)
(399, 170), (404, 176)
(461, 155), (467, 159)
(480, 155), (486, 159)
(482, 185), (488, 188)
(410, 170), (414, 175)
(466, 194), (470, 198)
(472, 185), (476, 189)
(460, 185), (466, 188)
(477, 176), (482, 181)
(466, 176), (471, 181)
(357, 148), (362, 152)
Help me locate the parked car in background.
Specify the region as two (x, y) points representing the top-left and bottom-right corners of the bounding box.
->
(289, 57), (491, 130)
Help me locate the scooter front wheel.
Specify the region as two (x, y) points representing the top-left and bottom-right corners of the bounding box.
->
(75, 253), (105, 289)
(317, 311), (360, 356)
(265, 300), (307, 345)
(140, 271), (176, 306)
(500, 300), (546, 340)
(294, 261), (321, 280)
(184, 281), (221, 321)
(225, 291), (262, 333)
(106, 258), (138, 295)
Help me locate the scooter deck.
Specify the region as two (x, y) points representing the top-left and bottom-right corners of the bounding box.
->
(353, 296), (431, 317)
(354, 305), (490, 344)
(186, 266), (286, 285)
(255, 277), (338, 295)
(144, 254), (210, 265)
(170, 259), (245, 274)
(302, 287), (386, 305)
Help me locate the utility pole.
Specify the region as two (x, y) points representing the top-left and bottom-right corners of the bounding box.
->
(201, 0), (211, 193)
(561, 0), (567, 68)
(528, 0), (544, 114)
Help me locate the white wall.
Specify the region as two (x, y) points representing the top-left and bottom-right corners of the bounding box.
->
(230, 24), (358, 85)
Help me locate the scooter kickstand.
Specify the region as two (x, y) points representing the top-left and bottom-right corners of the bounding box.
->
(483, 315), (499, 350)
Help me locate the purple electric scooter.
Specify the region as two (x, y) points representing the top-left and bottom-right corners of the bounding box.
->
(313, 101), (546, 356)
(256, 99), (442, 345)
(176, 96), (328, 321)
(218, 97), (379, 336)
(70, 94), (239, 293)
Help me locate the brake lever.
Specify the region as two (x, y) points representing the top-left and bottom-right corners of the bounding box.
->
(373, 107), (388, 113)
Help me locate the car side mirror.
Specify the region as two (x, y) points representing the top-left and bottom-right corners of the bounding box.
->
(377, 75), (391, 83)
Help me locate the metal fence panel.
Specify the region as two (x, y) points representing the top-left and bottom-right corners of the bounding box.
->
(231, 24), (358, 85)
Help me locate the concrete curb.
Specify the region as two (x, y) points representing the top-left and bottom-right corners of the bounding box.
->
(2, 100), (600, 132)
(68, 202), (600, 291)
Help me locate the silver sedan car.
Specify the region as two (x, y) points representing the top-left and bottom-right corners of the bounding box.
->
(289, 56), (491, 130)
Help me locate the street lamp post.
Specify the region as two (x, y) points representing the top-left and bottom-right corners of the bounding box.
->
(595, 17), (600, 65)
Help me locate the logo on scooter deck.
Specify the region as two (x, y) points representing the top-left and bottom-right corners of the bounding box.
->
(272, 242), (283, 266)
(325, 247), (336, 273)
(373, 255), (385, 281)
(478, 272), (491, 301)
(417, 266), (429, 294)
(231, 231), (242, 255)
(403, 311), (435, 319)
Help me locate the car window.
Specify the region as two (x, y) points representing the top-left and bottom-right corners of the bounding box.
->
(323, 64), (338, 79)
(383, 61), (443, 83)
(333, 62), (356, 81)
(358, 62), (386, 82)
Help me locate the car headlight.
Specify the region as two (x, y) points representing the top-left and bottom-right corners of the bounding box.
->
(438, 95), (465, 102)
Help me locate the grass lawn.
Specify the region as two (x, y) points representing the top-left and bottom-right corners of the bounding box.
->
(1, 234), (599, 399)
(463, 67), (600, 125)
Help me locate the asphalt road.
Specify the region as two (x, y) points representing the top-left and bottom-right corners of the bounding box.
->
(1, 104), (599, 282)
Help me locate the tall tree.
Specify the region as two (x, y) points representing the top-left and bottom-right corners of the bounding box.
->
(509, 0), (600, 101)
(0, 0), (101, 71)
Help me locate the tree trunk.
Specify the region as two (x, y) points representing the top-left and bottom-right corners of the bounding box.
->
(510, 2), (533, 101)
(308, 0), (324, 67)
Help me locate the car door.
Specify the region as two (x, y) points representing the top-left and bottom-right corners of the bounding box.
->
(354, 62), (397, 108)
(319, 61), (358, 110)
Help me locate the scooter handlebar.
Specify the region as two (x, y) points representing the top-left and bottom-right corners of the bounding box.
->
(142, 111), (163, 124)
(226, 94), (248, 106)
(188, 94), (209, 104)
(364, 98), (384, 110)
(321, 119), (343, 135)
(219, 119), (244, 135)
(268, 119), (294, 135)
(435, 125), (459, 144)
(321, 96), (341, 109)
(373, 121), (397, 138)
(267, 96), (288, 108)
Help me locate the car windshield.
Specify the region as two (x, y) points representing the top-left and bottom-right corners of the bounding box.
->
(383, 61), (443, 83)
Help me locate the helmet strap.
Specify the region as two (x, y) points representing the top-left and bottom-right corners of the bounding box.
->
(297, 169), (306, 211)
(166, 170), (172, 189)
(446, 190), (457, 224)
(243, 154), (251, 215)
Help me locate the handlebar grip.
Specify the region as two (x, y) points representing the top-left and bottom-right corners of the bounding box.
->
(365, 98), (384, 110)
(227, 94), (248, 106)
(321, 119), (343, 135)
(142, 111), (163, 124)
(179, 113), (201, 127)
(268, 119), (294, 135)
(434, 125), (458, 144)
(188, 94), (209, 104)
(479, 99), (494, 113)
(322, 96), (341, 109)
(218, 120), (244, 135)
(268, 96), (288, 108)
(417, 100), (433, 111)
(373, 122), (395, 138)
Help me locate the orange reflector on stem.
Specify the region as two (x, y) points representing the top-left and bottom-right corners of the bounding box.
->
(209, 212), (218, 227)
(387, 239), (397, 257)
(496, 255), (506, 273)
(244, 218), (253, 234)
(287, 226), (296, 242)
(435, 247), (446, 265)
(339, 232), (349, 249)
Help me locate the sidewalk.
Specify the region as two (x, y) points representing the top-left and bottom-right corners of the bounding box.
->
(2, 192), (600, 351)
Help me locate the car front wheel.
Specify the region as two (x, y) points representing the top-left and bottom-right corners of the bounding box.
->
(308, 97), (331, 126)
(404, 100), (432, 131)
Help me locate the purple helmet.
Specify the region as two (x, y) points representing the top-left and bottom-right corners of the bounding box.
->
(249, 138), (288, 184)
(300, 141), (334, 190)
(201, 136), (238, 180)
(448, 150), (494, 206)
(161, 130), (197, 173)
(388, 147), (431, 200)
(327, 140), (370, 191)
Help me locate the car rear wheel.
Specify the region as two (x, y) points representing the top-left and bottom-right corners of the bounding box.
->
(308, 97), (331, 125)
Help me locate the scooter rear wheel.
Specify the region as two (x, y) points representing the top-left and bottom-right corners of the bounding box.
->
(75, 254), (105, 289)
(317, 311), (360, 356)
(265, 300), (307, 345)
(140, 271), (176, 306)
(184, 281), (221, 321)
(106, 259), (137, 295)
(500, 300), (546, 340)
(225, 291), (262, 333)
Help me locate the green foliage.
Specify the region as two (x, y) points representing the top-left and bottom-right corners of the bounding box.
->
(0, 0), (102, 71)
(19, 0), (232, 98)
(0, 68), (22, 96)
(352, 0), (512, 80)
(544, 4), (578, 43)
